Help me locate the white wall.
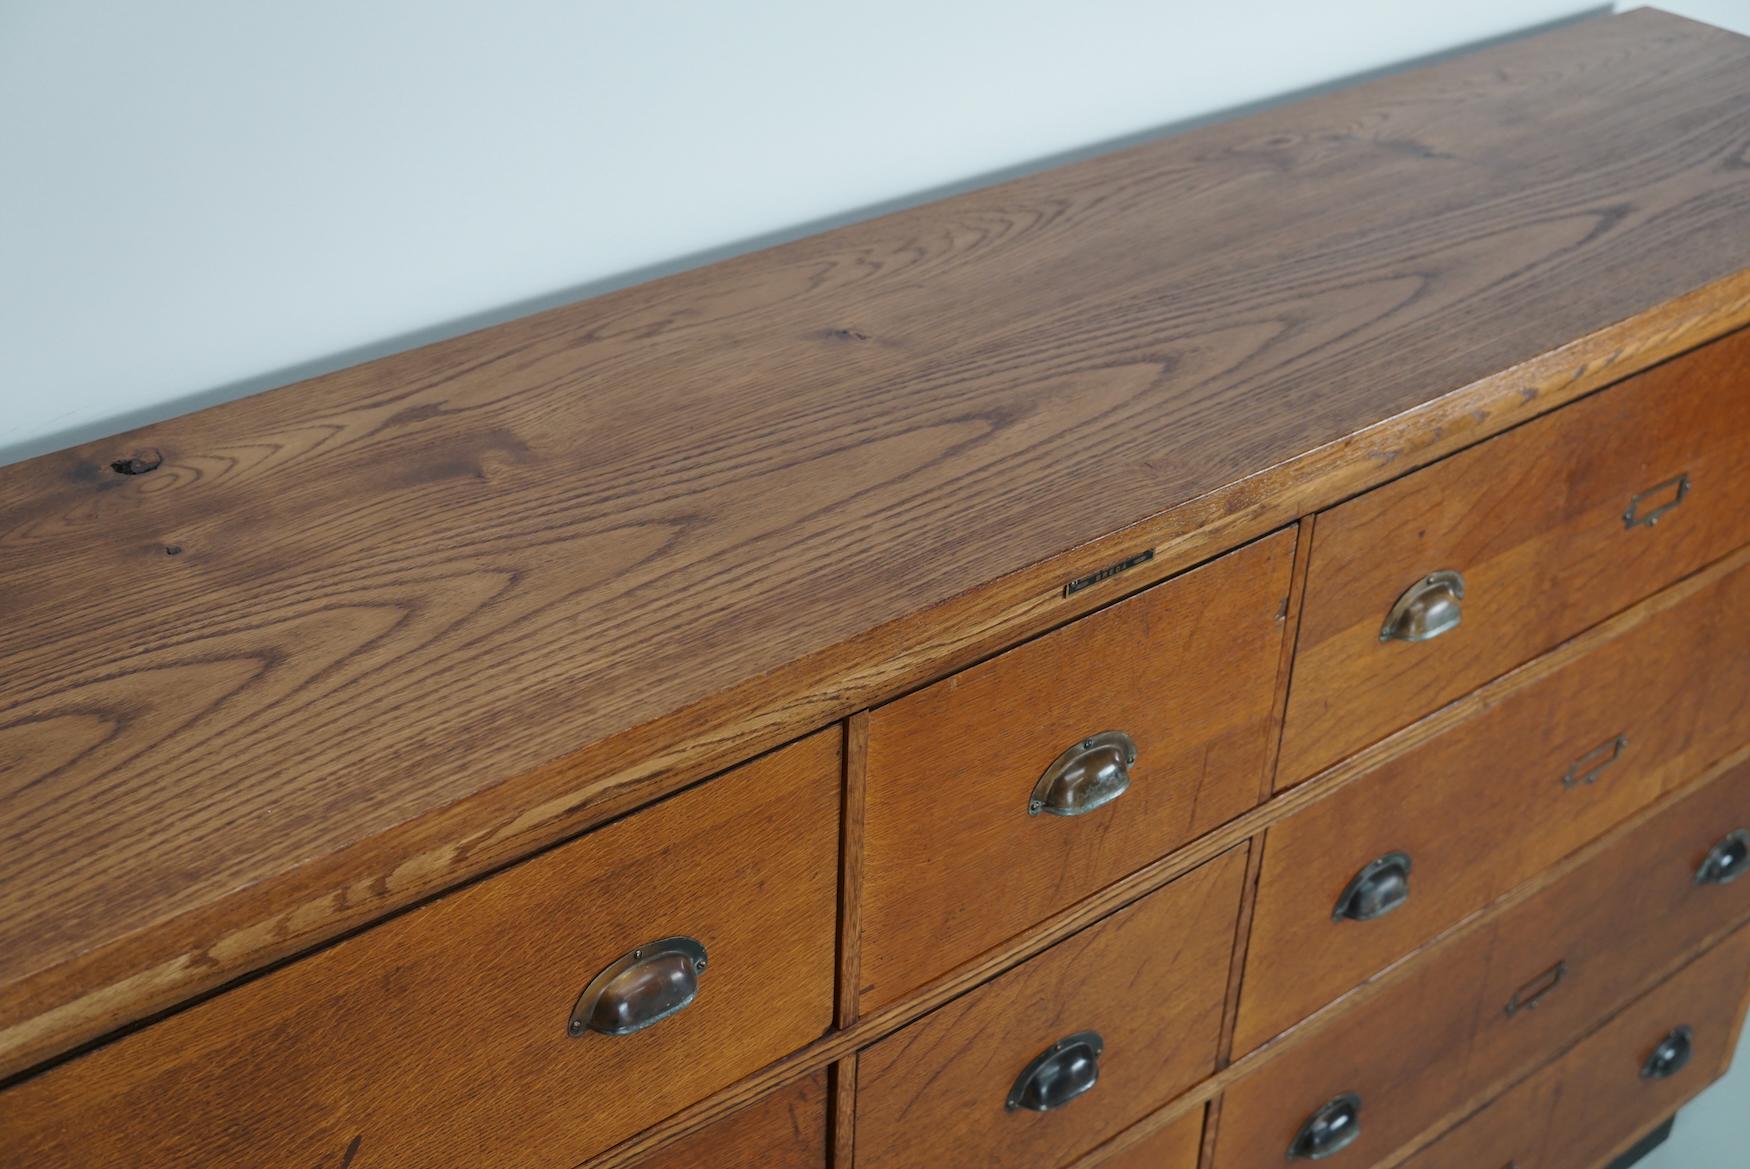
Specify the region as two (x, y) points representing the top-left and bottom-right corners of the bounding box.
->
(1, 0), (1609, 465)
(3, 1), (1748, 1163)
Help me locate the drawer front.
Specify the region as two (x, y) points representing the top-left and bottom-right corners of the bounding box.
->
(856, 847), (1248, 1169)
(1212, 755), (1750, 1169)
(634, 1072), (830, 1169)
(0, 733), (841, 1169)
(1093, 1106), (1206, 1169)
(1238, 551), (1750, 1053)
(1399, 924), (1750, 1169)
(861, 531), (1294, 1008)
(1281, 326), (1750, 785)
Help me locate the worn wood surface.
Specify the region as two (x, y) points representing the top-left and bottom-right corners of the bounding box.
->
(0, 733), (840, 1169)
(1260, 518), (1315, 804)
(1240, 548), (1750, 1053)
(1212, 753), (1750, 1169)
(576, 741), (1750, 1169)
(831, 1057), (858, 1169)
(855, 848), (1245, 1169)
(860, 531), (1291, 1008)
(1396, 925), (1750, 1169)
(837, 712), (870, 1029)
(1088, 1105), (1206, 1169)
(1281, 324), (1750, 784)
(2, 9), (1748, 1078)
(1217, 830), (1271, 1068)
(634, 1071), (829, 1169)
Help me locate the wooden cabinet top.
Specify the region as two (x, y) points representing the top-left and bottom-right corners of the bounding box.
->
(2, 8), (1747, 1077)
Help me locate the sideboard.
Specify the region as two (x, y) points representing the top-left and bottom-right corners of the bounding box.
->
(3, 9), (1749, 1168)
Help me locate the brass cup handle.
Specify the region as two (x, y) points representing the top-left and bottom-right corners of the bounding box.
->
(1289, 1092), (1363, 1161)
(1379, 570), (1465, 643)
(569, 936), (708, 1037)
(1641, 1025), (1694, 1080)
(1696, 829), (1748, 887)
(1006, 1031), (1103, 1113)
(1029, 732), (1136, 817)
(1332, 852), (1412, 923)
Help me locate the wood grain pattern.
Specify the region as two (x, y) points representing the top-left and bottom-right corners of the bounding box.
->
(859, 531), (1292, 1008)
(1396, 924), (1750, 1169)
(1281, 324), (1750, 784)
(2, 10), (1749, 1075)
(838, 712), (870, 1029)
(0, 733), (840, 1169)
(855, 848), (1247, 1169)
(1087, 1105), (1206, 1169)
(579, 741), (1750, 1169)
(1239, 547), (1750, 1054)
(1260, 516), (1315, 804)
(832, 1057), (858, 1169)
(1217, 839), (1270, 1070)
(633, 1070), (829, 1169)
(1212, 752), (1750, 1169)
(1198, 1096), (1224, 1169)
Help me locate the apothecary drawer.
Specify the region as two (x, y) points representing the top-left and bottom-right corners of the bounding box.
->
(1237, 550), (1750, 1053)
(1281, 326), (1750, 785)
(859, 530), (1294, 1010)
(855, 847), (1248, 1169)
(1400, 924), (1750, 1169)
(0, 732), (842, 1169)
(1212, 754), (1750, 1169)
(1398, 924), (1750, 1169)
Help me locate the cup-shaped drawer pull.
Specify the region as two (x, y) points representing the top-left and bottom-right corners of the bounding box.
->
(1006, 1031), (1103, 1113)
(1029, 732), (1136, 817)
(1505, 959), (1567, 1017)
(1379, 570), (1465, 644)
(1640, 1025), (1694, 1080)
(1561, 734), (1628, 788)
(1289, 1092), (1362, 1160)
(1623, 472), (1690, 529)
(569, 936), (708, 1037)
(1332, 852), (1412, 923)
(1696, 829), (1748, 887)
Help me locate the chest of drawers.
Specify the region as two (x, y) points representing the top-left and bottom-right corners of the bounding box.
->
(2, 10), (1748, 1169)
